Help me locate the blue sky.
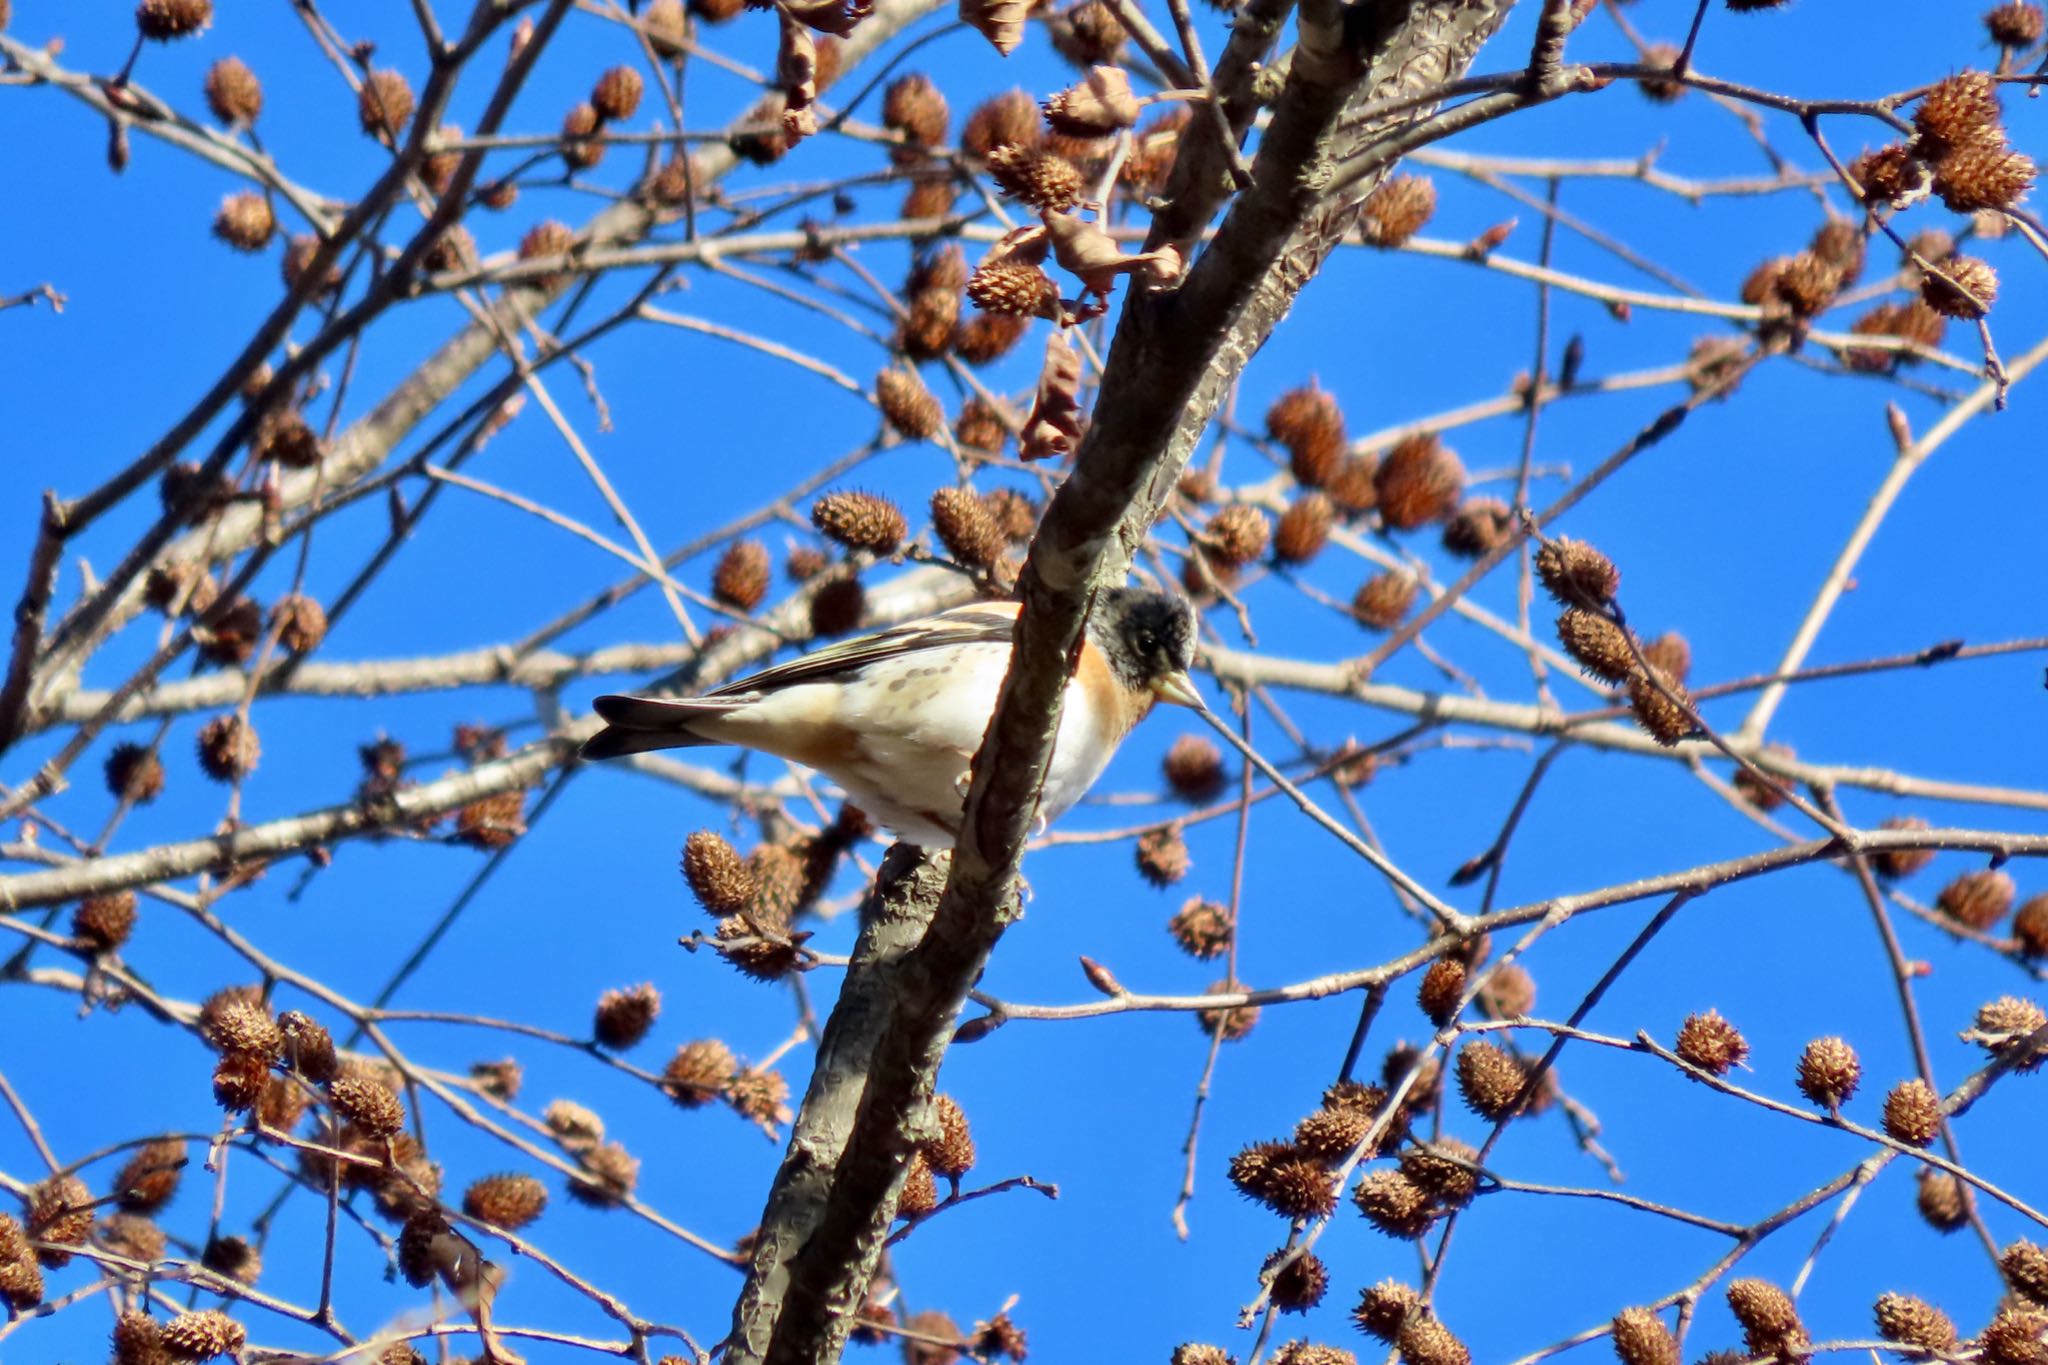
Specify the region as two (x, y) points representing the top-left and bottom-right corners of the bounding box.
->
(1, 1), (2045, 1362)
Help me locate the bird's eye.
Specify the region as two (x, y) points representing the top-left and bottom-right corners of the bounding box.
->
(1136, 630), (1157, 654)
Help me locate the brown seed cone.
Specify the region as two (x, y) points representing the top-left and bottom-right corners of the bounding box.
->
(664, 1038), (737, 1106)
(1274, 493), (1336, 565)
(785, 546), (830, 583)
(1971, 995), (2048, 1066)
(1353, 571), (1418, 631)
(1726, 1280), (1808, 1362)
(1882, 1077), (1943, 1146)
(1795, 1036), (1861, 1109)
(560, 102), (605, 171)
(113, 1139), (186, 1214)
(641, 0), (688, 53)
(692, 0), (744, 21)
(1610, 1308), (1679, 1365)
(213, 192), (275, 252)
(1809, 218), (1866, 285)
(1556, 607), (1635, 683)
(1400, 1138), (1480, 1207)
(1627, 667), (1692, 746)
(358, 69), (416, 141)
(160, 1309), (246, 1360)
(213, 1050), (269, 1112)
(1675, 1009), (1748, 1075)
(882, 72), (949, 151)
(924, 1094), (976, 1177)
(204, 55), (263, 125)
(281, 233), (343, 298)
(1454, 1041), (1526, 1121)
(456, 789), (526, 850)
(518, 219), (577, 292)
(1262, 1248), (1330, 1313)
(111, 1310), (174, 1364)
(203, 997), (282, 1062)
(1049, 0), (1127, 65)
(900, 172), (961, 221)
(74, 891), (138, 952)
(1137, 823), (1191, 887)
(1265, 385), (1348, 488)
(987, 145), (1083, 211)
(1936, 143), (2037, 213)
(1873, 1292), (1957, 1351)
(727, 1064), (790, 1130)
(1849, 144), (1930, 208)
(1629, 633), (1688, 688)
(1922, 254), (1999, 319)
(973, 1311), (1029, 1362)
(809, 574), (866, 637)
(1441, 497), (1513, 559)
(1978, 1309), (2048, 1365)
(0, 1212), (41, 1308)
(897, 1150), (939, 1217)
(270, 593), (327, 654)
(25, 1175), (92, 1267)
(1872, 817), (1936, 880)
(257, 1073), (309, 1131)
(1292, 1102), (1374, 1163)
(255, 408), (321, 468)
(136, 0), (211, 39)
(1168, 896), (1234, 960)
(861, 371), (945, 446)
(1360, 175), (1436, 248)
(1988, 1), (2047, 45)
(683, 831), (755, 916)
(193, 595), (263, 668)
(1772, 251), (1840, 318)
(711, 539), (771, 612)
(1537, 537), (1620, 605)
(592, 66), (644, 123)
(746, 842), (808, 921)
(1354, 1281), (1423, 1342)
(274, 1010), (335, 1083)
(201, 1233), (261, 1286)
(2015, 895), (2048, 958)
(1375, 434), (1465, 530)
(1204, 505), (1270, 568)
(909, 244), (973, 295)
(567, 1140), (639, 1206)
(954, 311), (1030, 365)
(963, 89), (1042, 156)
(1198, 980), (1258, 1041)
(479, 177), (521, 209)
(714, 914), (801, 982)
(329, 1072), (405, 1138)
(1732, 747), (1794, 811)
(1396, 1314), (1470, 1365)
(464, 1172), (548, 1230)
(955, 398), (1013, 455)
(1913, 71), (2004, 159)
(1914, 1168), (1970, 1233)
(811, 491), (907, 554)
(106, 741), (167, 803)
(898, 286), (960, 359)
(930, 488), (1006, 569)
(967, 261), (1061, 319)
(1326, 454), (1379, 514)
(2004, 1241), (2048, 1307)
(421, 124), (464, 197)
(196, 714), (260, 782)
(1164, 735), (1227, 802)
(594, 983), (660, 1050)
(1418, 957), (1467, 1026)
(1937, 869), (2014, 930)
(1230, 1140), (1336, 1217)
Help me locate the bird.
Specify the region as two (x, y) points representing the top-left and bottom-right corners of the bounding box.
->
(581, 587), (1203, 849)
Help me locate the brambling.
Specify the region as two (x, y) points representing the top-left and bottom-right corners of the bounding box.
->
(582, 587), (1202, 848)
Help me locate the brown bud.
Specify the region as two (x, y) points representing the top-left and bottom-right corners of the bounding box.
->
(1675, 1009), (1748, 1075)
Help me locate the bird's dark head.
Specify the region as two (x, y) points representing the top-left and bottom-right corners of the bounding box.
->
(1093, 587), (1202, 708)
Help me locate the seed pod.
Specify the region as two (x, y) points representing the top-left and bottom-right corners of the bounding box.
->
(1353, 572), (1418, 631)
(811, 491), (907, 554)
(1137, 823), (1190, 886)
(1610, 1308), (1679, 1365)
(1557, 608), (1635, 683)
(136, 0), (213, 41)
(930, 488), (1006, 569)
(594, 983), (660, 1049)
(464, 1172), (548, 1230)
(1274, 493), (1335, 564)
(1375, 434), (1463, 530)
(1794, 1036), (1861, 1109)
(204, 56), (263, 124)
(1535, 537), (1618, 605)
(1873, 1292), (1957, 1352)
(876, 368), (943, 439)
(1914, 1168), (1969, 1233)
(664, 1038), (737, 1106)
(1674, 1009), (1747, 1075)
(712, 540), (771, 612)
(591, 66), (644, 122)
(358, 69), (416, 142)
(1881, 1077), (1942, 1146)
(1263, 1248), (1329, 1313)
(1204, 505), (1269, 568)
(1360, 176), (1436, 247)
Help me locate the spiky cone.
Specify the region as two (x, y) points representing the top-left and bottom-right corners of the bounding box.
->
(726, 1063), (791, 1132)
(2004, 1240), (2048, 1306)
(461, 1172), (547, 1231)
(987, 145), (1083, 212)
(1261, 1248), (1330, 1313)
(159, 1310), (245, 1360)
(1881, 1077), (1942, 1146)
(1441, 498), (1513, 559)
(135, 0), (211, 40)
(1229, 1140), (1338, 1217)
(1979, 1309), (2048, 1365)
(1726, 1279), (1809, 1363)
(212, 192), (275, 252)
(1120, 106), (1188, 196)
(1872, 1293), (1957, 1351)
(1610, 1308), (1679, 1365)
(1914, 1167), (1970, 1232)
(1922, 254), (1999, 320)
(196, 714), (259, 782)
(1808, 219), (1866, 285)
(1353, 571), (1418, 631)
(1198, 980), (1259, 1041)
(566, 1141), (639, 1207)
(963, 88), (1042, 156)
(1375, 434), (1464, 530)
(1912, 71), (2004, 159)
(204, 56), (263, 125)
(1556, 607), (1635, 683)
(1400, 1138), (1480, 1208)
(973, 1311), (1030, 1361)
(1675, 1009), (1748, 1075)
(663, 1038), (737, 1107)
(113, 1138), (187, 1214)
(268, 593), (326, 655)
(1936, 142), (2038, 214)
(1264, 384), (1346, 487)
(329, 1072), (405, 1138)
(930, 487), (1006, 569)
(281, 233), (343, 298)
(200, 1233), (261, 1286)
(1273, 493), (1336, 565)
(1202, 505), (1270, 569)
(25, 1176), (92, 1266)
(518, 219), (577, 290)
(1292, 1102), (1373, 1163)
(1048, 0), (1127, 65)
(105, 740), (167, 804)
(1352, 1168), (1438, 1240)
(923, 1095), (976, 1178)
(1043, 65), (1141, 136)
(746, 842), (808, 920)
(270, 1011), (334, 1084)
(1771, 251), (1841, 319)
(1320, 454), (1377, 515)
(1937, 869), (2014, 930)
(1795, 1036), (1861, 1109)
(1454, 1040), (1527, 1122)
(1535, 537), (1619, 606)
(73, 890), (138, 952)
(954, 311), (1029, 366)
(1627, 667), (1693, 746)
(1359, 175), (1436, 247)
(968, 260), (1061, 319)
(1159, 736), (1227, 805)
(809, 575), (865, 637)
(1686, 335), (1751, 396)
(707, 539), (770, 613)
(714, 914), (802, 982)
(1840, 299), (1937, 370)
(682, 830), (754, 917)
(897, 286), (960, 360)
(1158, 897), (1232, 960)
(810, 490), (906, 555)
(2014, 895), (2048, 958)
(1418, 957), (1467, 1026)
(1137, 823), (1190, 886)
(1969, 995), (2048, 1067)
(1872, 817), (1936, 880)
(882, 73), (949, 153)
(591, 983), (660, 1050)
(1396, 1314), (1470, 1365)
(194, 595), (262, 667)
(255, 408), (321, 468)
(868, 368), (941, 442)
(560, 102), (605, 171)
(0, 1221), (39, 1311)
(1988, 1), (2047, 45)
(899, 172), (960, 221)
(589, 65), (643, 124)
(358, 69), (415, 142)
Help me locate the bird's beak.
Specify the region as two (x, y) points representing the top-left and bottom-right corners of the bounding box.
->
(1151, 669), (1206, 709)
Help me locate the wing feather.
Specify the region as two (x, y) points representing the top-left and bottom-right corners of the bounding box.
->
(705, 601), (1020, 697)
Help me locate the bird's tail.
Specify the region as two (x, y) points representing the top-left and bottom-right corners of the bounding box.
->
(580, 694), (743, 760)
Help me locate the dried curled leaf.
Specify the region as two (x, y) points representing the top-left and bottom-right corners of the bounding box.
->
(962, 0), (1029, 54)
(1044, 66), (1140, 135)
(784, 0), (871, 35)
(778, 13), (820, 144)
(1044, 212), (1182, 294)
(979, 224), (1051, 271)
(1021, 331), (1086, 461)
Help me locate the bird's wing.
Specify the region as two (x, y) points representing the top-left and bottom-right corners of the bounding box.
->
(704, 600), (1021, 697)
